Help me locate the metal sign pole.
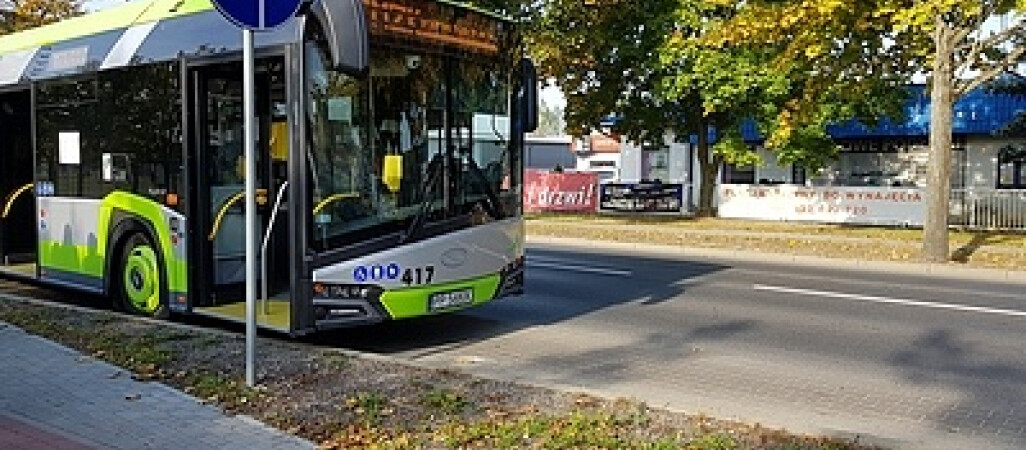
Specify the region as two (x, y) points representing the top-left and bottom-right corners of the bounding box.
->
(212, 0), (301, 391)
(243, 28), (257, 387)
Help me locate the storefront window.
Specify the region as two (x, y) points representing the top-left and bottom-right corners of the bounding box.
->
(722, 163), (755, 184)
(808, 138), (968, 188)
(642, 146), (668, 182)
(997, 145), (1026, 189)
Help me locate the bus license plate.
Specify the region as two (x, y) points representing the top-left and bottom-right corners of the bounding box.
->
(429, 289), (473, 311)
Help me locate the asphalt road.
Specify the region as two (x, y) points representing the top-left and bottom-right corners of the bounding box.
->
(320, 240), (1026, 450)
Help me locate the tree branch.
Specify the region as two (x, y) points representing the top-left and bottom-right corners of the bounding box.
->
(955, 22), (1026, 86)
(955, 22), (1024, 55)
(956, 44), (1026, 97)
(953, 23), (978, 49)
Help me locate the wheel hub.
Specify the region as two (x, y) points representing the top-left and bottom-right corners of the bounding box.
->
(123, 244), (160, 314)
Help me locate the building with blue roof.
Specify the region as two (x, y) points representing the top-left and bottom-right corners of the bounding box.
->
(570, 83), (1026, 216)
(725, 84), (1026, 191)
(567, 84), (1026, 225)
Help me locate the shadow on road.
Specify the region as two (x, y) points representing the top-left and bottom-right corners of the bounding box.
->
(951, 232), (1021, 263)
(889, 328), (1026, 446)
(308, 247), (732, 354)
(514, 319), (759, 387)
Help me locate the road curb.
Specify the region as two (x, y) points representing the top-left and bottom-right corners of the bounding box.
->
(526, 235), (1026, 285)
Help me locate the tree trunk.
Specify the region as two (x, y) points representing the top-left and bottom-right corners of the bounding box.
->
(696, 117), (718, 217)
(923, 19), (955, 263)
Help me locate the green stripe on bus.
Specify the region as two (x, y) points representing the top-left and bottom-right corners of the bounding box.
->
(38, 240), (105, 277)
(0, 0), (215, 55)
(378, 273), (502, 319)
(100, 192), (188, 294)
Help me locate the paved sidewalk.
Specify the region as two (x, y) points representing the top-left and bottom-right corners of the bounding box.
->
(0, 322), (314, 450)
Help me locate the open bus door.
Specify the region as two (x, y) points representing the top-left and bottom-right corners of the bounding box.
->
(187, 58), (293, 332)
(0, 89), (38, 279)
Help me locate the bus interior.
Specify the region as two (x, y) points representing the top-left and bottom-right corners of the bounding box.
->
(190, 57), (293, 331)
(0, 89), (37, 278)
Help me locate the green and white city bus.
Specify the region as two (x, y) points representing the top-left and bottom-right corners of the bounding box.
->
(0, 0), (536, 334)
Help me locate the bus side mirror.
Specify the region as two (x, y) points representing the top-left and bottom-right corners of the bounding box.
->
(519, 58), (538, 134)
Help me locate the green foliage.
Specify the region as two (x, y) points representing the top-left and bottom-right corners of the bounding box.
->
(421, 388), (471, 415)
(185, 372), (264, 412)
(436, 411), (686, 449)
(0, 0), (81, 34)
(531, 0), (685, 142)
(707, 0), (1026, 137)
(496, 0), (926, 216)
(688, 433), (738, 450)
(348, 392), (390, 425)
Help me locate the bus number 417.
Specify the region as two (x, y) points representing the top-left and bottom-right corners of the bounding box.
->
(402, 266), (435, 286)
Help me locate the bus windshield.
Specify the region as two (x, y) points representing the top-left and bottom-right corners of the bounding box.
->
(304, 41), (521, 254)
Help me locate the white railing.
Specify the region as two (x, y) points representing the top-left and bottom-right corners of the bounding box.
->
(950, 189), (1026, 231)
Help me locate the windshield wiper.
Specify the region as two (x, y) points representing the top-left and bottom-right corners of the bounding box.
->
(464, 156), (504, 220)
(400, 154), (444, 244)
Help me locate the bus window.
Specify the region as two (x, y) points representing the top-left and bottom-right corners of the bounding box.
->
(453, 58), (517, 219)
(305, 42), (448, 252)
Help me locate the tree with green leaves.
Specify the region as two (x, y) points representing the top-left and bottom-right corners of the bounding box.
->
(501, 0), (904, 216)
(0, 0), (81, 34)
(658, 1), (790, 215)
(708, 0), (1026, 262)
(515, 0), (754, 215)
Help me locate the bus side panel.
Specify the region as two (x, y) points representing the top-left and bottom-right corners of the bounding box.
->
(37, 193), (188, 310)
(312, 218), (525, 320)
(100, 192), (188, 312)
(37, 197), (106, 291)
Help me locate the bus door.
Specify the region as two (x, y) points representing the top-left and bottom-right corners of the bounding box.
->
(0, 89), (38, 278)
(189, 58), (291, 328)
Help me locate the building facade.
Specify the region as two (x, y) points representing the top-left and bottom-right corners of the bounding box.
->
(560, 84), (1026, 226)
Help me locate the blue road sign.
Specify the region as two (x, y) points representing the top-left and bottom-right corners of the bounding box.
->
(212, 0), (302, 31)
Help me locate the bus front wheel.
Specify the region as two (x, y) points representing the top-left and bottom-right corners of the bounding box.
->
(116, 233), (167, 318)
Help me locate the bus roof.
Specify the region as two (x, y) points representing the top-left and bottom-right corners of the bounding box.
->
(0, 0), (213, 55)
(0, 0), (510, 56)
(0, 0), (510, 88)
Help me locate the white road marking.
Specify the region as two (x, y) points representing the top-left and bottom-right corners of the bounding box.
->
(527, 261), (632, 277)
(738, 267), (1026, 300)
(754, 284), (1026, 318)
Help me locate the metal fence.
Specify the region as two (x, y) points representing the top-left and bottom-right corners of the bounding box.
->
(950, 189), (1026, 231)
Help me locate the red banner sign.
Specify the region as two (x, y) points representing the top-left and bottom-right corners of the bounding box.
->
(524, 169), (598, 213)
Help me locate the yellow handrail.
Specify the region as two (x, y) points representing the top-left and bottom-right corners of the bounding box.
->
(208, 192), (245, 241)
(208, 189), (267, 241)
(312, 192), (360, 216)
(2, 183), (33, 219)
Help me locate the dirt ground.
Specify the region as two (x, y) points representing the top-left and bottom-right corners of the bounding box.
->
(0, 284), (881, 450)
(2, 217), (1011, 448)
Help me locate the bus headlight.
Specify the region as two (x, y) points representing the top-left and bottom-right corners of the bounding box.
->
(312, 283), (380, 300)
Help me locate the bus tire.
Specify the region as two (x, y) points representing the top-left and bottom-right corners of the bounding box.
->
(115, 232), (168, 318)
